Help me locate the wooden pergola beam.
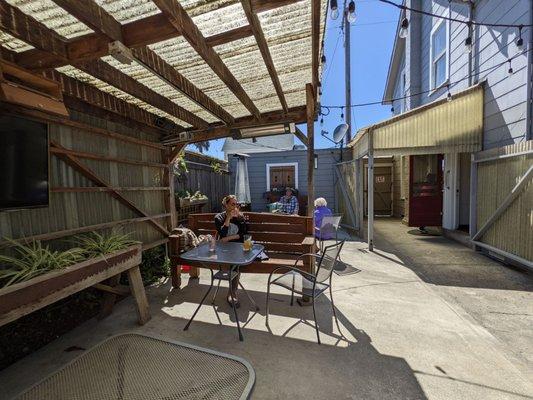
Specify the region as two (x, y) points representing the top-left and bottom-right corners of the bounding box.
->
(74, 59), (208, 128)
(164, 106), (307, 144)
(43, 69), (182, 132)
(306, 83), (315, 217)
(51, 0), (123, 42)
(152, 0), (261, 119)
(49, 0), (233, 125)
(311, 0), (321, 92)
(132, 47), (235, 124)
(0, 1), (68, 61)
(294, 126), (309, 147)
(14, 0), (302, 71)
(241, 0), (288, 113)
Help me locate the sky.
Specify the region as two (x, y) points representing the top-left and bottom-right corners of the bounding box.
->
(192, 0), (401, 159)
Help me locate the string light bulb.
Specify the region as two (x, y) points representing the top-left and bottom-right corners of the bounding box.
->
(330, 0), (339, 20)
(321, 54), (327, 66)
(464, 36), (473, 53)
(340, 107), (344, 120)
(320, 117), (324, 126)
(347, 0), (356, 23)
(516, 25), (524, 51)
(399, 17), (409, 39)
(508, 59), (514, 74)
(446, 84), (452, 101)
(391, 106), (395, 113)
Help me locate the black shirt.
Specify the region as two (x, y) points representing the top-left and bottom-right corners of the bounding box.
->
(214, 211), (248, 242)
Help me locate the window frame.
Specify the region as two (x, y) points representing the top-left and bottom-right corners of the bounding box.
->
(429, 18), (449, 92)
(266, 162), (299, 191)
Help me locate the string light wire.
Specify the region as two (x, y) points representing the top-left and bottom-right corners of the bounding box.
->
(378, 0), (533, 28)
(320, 47), (532, 111)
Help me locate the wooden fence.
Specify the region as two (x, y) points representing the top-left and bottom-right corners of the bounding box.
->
(175, 151), (229, 217)
(471, 140), (532, 268)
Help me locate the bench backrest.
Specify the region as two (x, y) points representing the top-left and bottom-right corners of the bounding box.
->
(188, 212), (313, 254)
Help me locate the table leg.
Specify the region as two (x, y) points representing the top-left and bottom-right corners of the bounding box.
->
(184, 269), (214, 331)
(229, 265), (244, 341)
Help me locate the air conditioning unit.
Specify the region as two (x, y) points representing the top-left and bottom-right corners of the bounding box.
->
(0, 59), (68, 116)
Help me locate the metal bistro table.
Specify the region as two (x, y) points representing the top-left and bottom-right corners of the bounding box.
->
(180, 242), (264, 341)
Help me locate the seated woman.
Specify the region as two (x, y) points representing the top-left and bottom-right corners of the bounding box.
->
(214, 195), (248, 307)
(314, 197), (333, 239)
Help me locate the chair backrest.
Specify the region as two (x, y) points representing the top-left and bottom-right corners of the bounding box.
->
(319, 215), (342, 238)
(315, 241), (344, 283)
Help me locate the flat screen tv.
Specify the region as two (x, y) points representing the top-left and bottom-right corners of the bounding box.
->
(0, 115), (49, 210)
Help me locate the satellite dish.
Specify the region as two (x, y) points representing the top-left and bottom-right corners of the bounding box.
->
(332, 123), (349, 144)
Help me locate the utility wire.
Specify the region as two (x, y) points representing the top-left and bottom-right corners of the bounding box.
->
(321, 47), (532, 110)
(378, 0), (533, 28)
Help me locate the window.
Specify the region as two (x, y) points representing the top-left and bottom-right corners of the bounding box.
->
(430, 20), (448, 90)
(266, 162), (299, 191)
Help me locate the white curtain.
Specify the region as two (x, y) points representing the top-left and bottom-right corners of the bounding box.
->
(234, 155), (251, 204)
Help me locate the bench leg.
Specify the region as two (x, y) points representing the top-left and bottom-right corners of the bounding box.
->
(127, 266), (151, 325)
(97, 274), (121, 320)
(189, 266), (200, 279)
(171, 265), (181, 289)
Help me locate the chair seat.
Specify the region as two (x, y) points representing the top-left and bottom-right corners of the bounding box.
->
(271, 271), (329, 298)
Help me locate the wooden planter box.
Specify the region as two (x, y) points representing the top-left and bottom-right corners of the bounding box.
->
(189, 198), (208, 206)
(179, 197), (191, 208)
(0, 244), (150, 327)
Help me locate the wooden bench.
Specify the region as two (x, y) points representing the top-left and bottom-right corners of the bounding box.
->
(169, 212), (316, 288)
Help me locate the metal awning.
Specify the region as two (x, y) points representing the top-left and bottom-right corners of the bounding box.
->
(349, 83), (484, 158)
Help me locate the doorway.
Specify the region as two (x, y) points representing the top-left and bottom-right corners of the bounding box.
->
(408, 154), (443, 227)
(364, 163), (393, 216)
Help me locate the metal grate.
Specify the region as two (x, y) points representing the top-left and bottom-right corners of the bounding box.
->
(15, 333), (254, 400)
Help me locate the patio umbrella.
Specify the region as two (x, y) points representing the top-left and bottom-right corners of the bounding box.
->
(233, 153), (251, 204)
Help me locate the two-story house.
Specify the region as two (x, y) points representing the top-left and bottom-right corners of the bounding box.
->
(349, 0), (532, 240)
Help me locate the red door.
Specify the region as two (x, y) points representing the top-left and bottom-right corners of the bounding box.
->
(408, 154), (443, 227)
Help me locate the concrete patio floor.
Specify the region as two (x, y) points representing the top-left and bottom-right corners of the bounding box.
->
(1, 222), (532, 400)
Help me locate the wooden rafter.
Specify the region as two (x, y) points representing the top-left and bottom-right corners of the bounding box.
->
(294, 126), (309, 147)
(75, 59), (208, 128)
(49, 0), (233, 125)
(152, 0), (261, 119)
(50, 140), (170, 237)
(241, 0), (288, 113)
(0, 2), (204, 128)
(132, 47), (234, 124)
(311, 0), (321, 92)
(0, 1), (68, 61)
(14, 0), (302, 71)
(164, 106), (307, 144)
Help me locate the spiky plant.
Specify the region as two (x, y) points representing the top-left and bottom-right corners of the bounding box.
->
(0, 239), (85, 288)
(75, 230), (139, 259)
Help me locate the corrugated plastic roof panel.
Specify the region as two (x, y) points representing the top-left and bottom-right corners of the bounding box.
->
(5, 0), (92, 38)
(0, 0), (328, 124)
(57, 65), (190, 127)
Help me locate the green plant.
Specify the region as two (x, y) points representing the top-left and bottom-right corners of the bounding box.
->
(75, 231), (139, 259)
(0, 239), (85, 288)
(173, 154), (188, 177)
(211, 161), (224, 175)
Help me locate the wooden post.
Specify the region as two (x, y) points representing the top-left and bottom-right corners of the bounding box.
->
(306, 83), (315, 217)
(127, 265), (151, 325)
(367, 130), (374, 251)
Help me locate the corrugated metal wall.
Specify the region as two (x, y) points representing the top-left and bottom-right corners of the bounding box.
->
(475, 141), (532, 262)
(0, 111), (168, 249)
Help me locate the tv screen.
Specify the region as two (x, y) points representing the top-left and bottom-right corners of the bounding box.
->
(0, 115), (49, 210)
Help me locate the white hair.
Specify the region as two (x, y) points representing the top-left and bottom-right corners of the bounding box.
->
(314, 197), (327, 207)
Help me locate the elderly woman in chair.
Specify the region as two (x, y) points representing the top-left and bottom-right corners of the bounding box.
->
(214, 195), (248, 307)
(314, 197), (333, 239)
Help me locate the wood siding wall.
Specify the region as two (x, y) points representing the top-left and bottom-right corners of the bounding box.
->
(228, 148), (344, 213)
(0, 110), (169, 250)
(475, 141), (532, 262)
(394, 0), (531, 150)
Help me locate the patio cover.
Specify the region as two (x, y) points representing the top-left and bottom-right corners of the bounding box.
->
(349, 83), (484, 159)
